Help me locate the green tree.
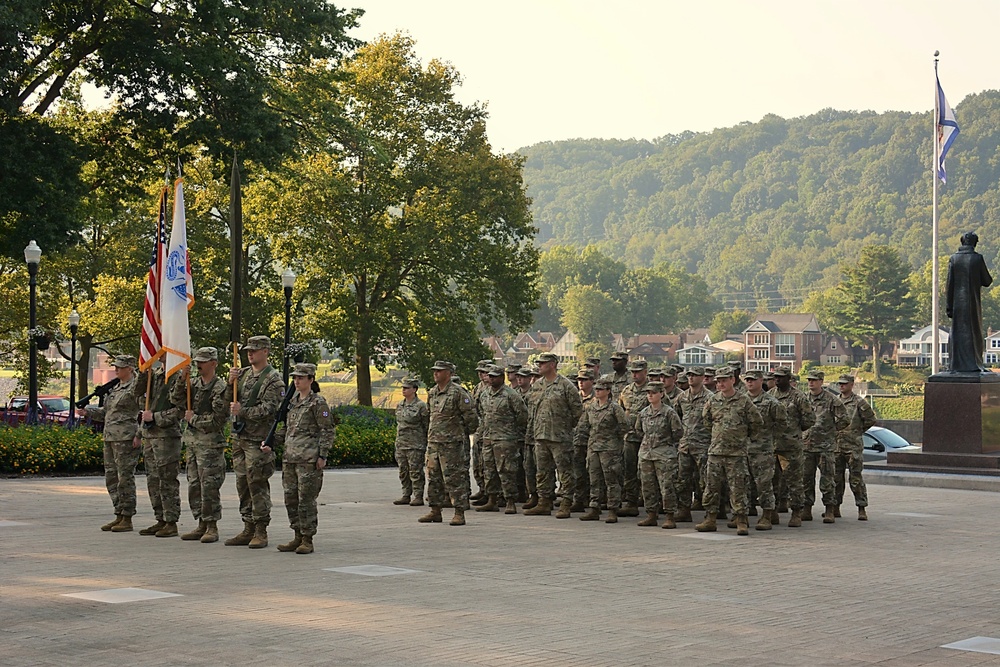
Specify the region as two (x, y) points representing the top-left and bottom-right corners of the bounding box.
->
(831, 245), (917, 379)
(559, 285), (621, 345)
(708, 309), (752, 343)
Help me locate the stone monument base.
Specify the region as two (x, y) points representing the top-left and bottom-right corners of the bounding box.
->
(887, 372), (1000, 475)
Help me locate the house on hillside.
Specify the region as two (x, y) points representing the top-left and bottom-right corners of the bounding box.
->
(552, 330), (578, 363)
(511, 331), (556, 354)
(676, 343), (727, 368)
(986, 331), (1000, 366)
(820, 334), (867, 367)
(712, 339), (744, 361)
(481, 336), (506, 363)
(896, 325), (949, 367)
(742, 313), (823, 372)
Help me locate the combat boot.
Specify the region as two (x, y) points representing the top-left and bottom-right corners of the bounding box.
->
(674, 507), (693, 522)
(155, 521), (178, 537)
(801, 506), (813, 521)
(570, 501), (586, 512)
(475, 494), (500, 512)
(110, 516), (133, 532)
(524, 498), (552, 516)
(637, 511), (658, 527)
(277, 531), (302, 552)
(834, 504), (842, 518)
(225, 521), (254, 546)
(295, 535), (314, 554)
(755, 514), (772, 531)
(200, 521), (219, 543)
(471, 494), (489, 506)
(727, 516), (738, 529)
(787, 509), (802, 528)
(392, 495), (411, 505)
(469, 489), (484, 502)
(695, 512), (717, 532)
(769, 509), (781, 526)
(661, 513), (676, 529)
(555, 498), (573, 519)
(450, 508), (466, 526)
(418, 507), (443, 523)
(858, 507), (868, 521)
(139, 519), (166, 536)
(822, 505), (836, 524)
(619, 504), (639, 517)
(604, 508), (618, 524)
(101, 515), (122, 531)
(776, 500), (788, 513)
(735, 514), (750, 536)
(504, 500), (517, 514)
(409, 497), (424, 506)
(181, 520), (206, 541)
(248, 523), (268, 549)
(522, 493), (539, 510)
(579, 507), (600, 521)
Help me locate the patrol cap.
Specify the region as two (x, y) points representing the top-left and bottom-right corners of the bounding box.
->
(743, 370), (764, 381)
(193, 347), (218, 362)
(476, 359), (493, 371)
(670, 364), (685, 374)
(594, 379), (613, 390)
(584, 357), (601, 367)
(111, 354), (137, 368)
(806, 370), (825, 381)
(772, 367), (792, 378)
(536, 352), (559, 364)
(401, 377), (420, 389)
(762, 371), (775, 381)
(486, 365), (505, 377)
(516, 367), (534, 378)
(661, 367), (678, 377)
(677, 371), (689, 382)
(242, 335), (271, 351)
(648, 367), (664, 377)
(577, 369), (596, 381)
(837, 374), (855, 384)
(610, 351), (629, 361)
(687, 366), (705, 376)
(644, 381), (665, 393)
(505, 364), (522, 374)
(714, 367), (735, 380)
(431, 360), (455, 372)
(290, 362), (317, 377)
(628, 359), (648, 372)
(529, 365), (542, 376)
(728, 360), (742, 369)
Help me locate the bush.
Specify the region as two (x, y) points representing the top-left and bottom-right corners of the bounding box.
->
(872, 395), (923, 420)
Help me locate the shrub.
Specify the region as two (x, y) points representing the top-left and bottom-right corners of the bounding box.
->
(871, 395), (923, 420)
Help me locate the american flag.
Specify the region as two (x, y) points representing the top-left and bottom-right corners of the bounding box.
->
(139, 185), (168, 371)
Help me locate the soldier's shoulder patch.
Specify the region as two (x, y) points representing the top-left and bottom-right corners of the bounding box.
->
(322, 411), (329, 417)
(464, 398), (470, 403)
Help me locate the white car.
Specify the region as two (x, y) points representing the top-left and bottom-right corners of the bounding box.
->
(863, 426), (921, 462)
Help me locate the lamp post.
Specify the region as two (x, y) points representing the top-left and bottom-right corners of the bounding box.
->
(281, 268), (295, 384)
(24, 240), (41, 425)
(68, 309), (80, 428)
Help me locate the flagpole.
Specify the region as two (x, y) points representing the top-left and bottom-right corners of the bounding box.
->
(931, 51), (940, 375)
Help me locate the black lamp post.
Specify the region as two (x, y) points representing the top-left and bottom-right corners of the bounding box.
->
(68, 309), (80, 428)
(281, 268), (295, 384)
(24, 240), (41, 425)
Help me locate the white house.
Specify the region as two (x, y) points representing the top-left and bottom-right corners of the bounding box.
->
(985, 331), (1000, 366)
(896, 325), (949, 367)
(676, 343), (726, 368)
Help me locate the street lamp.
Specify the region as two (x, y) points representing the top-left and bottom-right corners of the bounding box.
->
(68, 309), (80, 428)
(281, 268), (295, 384)
(24, 240), (41, 425)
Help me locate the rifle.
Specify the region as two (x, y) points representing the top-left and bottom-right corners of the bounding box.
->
(261, 379), (295, 452)
(75, 378), (121, 409)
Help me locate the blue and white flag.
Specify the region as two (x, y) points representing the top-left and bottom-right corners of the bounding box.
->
(936, 74), (960, 183)
(160, 173), (195, 379)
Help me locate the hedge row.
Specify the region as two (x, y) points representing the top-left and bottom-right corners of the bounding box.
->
(0, 405), (398, 475)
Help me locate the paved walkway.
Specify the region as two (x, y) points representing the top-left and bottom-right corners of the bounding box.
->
(3, 468), (1000, 666)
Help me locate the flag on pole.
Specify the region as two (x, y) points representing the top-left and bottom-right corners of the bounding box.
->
(138, 184), (168, 371)
(161, 171), (195, 379)
(936, 74), (960, 183)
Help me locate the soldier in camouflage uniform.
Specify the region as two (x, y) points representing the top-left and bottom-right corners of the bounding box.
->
(802, 370), (848, 524)
(516, 367), (540, 508)
(602, 351), (630, 402)
(504, 364), (527, 501)
(674, 366), (713, 522)
(834, 374), (876, 521)
(677, 370), (689, 392)
(618, 359), (650, 516)
(743, 370), (786, 530)
(393, 377), (429, 507)
(79, 355), (146, 532)
(268, 363), (335, 554)
(172, 347), (228, 543)
(577, 379), (629, 523)
(572, 369), (597, 511)
(696, 367), (763, 535)
(419, 360), (479, 525)
(477, 365), (528, 514)
(524, 352), (584, 518)
(635, 382), (684, 528)
(136, 364), (184, 538)
(224, 335), (284, 549)
(469, 359), (493, 503)
(661, 367), (681, 406)
(768, 366), (814, 527)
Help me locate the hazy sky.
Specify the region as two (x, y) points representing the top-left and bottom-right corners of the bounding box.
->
(348, 1), (1000, 152)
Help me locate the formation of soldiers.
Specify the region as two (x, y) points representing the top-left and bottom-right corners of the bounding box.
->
(81, 336), (336, 554)
(394, 353), (876, 534)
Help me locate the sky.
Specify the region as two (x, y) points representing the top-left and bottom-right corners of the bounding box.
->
(347, 0), (1000, 153)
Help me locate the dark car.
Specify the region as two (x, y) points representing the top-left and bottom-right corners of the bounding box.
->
(3, 395), (73, 426)
(863, 425), (921, 462)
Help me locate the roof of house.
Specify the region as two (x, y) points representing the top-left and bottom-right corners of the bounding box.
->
(744, 313), (821, 334)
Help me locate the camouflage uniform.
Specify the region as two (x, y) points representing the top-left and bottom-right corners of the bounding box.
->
(573, 389), (596, 507)
(172, 373), (228, 522)
(519, 380), (539, 499)
(835, 392), (876, 509)
(576, 399), (629, 509)
(225, 364), (283, 525)
(747, 390), (786, 512)
(394, 397), (429, 500)
(426, 381), (479, 510)
(481, 382), (528, 503)
(527, 374), (584, 503)
(675, 386), (714, 510)
(619, 378), (650, 507)
(86, 372), (145, 518)
(701, 390), (763, 515)
(636, 403), (684, 514)
(471, 378), (490, 495)
(803, 389), (848, 509)
(600, 370), (630, 403)
(769, 384), (814, 510)
(275, 390), (335, 538)
(140, 370), (184, 523)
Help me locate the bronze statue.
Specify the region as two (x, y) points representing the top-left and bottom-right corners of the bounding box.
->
(946, 232), (993, 373)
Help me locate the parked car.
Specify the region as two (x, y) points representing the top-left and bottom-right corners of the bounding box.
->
(863, 425), (921, 462)
(3, 395), (73, 426)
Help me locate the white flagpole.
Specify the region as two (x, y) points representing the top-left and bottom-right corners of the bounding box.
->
(931, 51), (940, 375)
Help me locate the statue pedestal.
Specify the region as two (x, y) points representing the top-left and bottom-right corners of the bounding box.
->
(888, 372), (1000, 474)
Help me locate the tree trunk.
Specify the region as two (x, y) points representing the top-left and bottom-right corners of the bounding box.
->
(78, 337), (92, 396)
(871, 340), (881, 381)
(355, 349), (372, 406)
